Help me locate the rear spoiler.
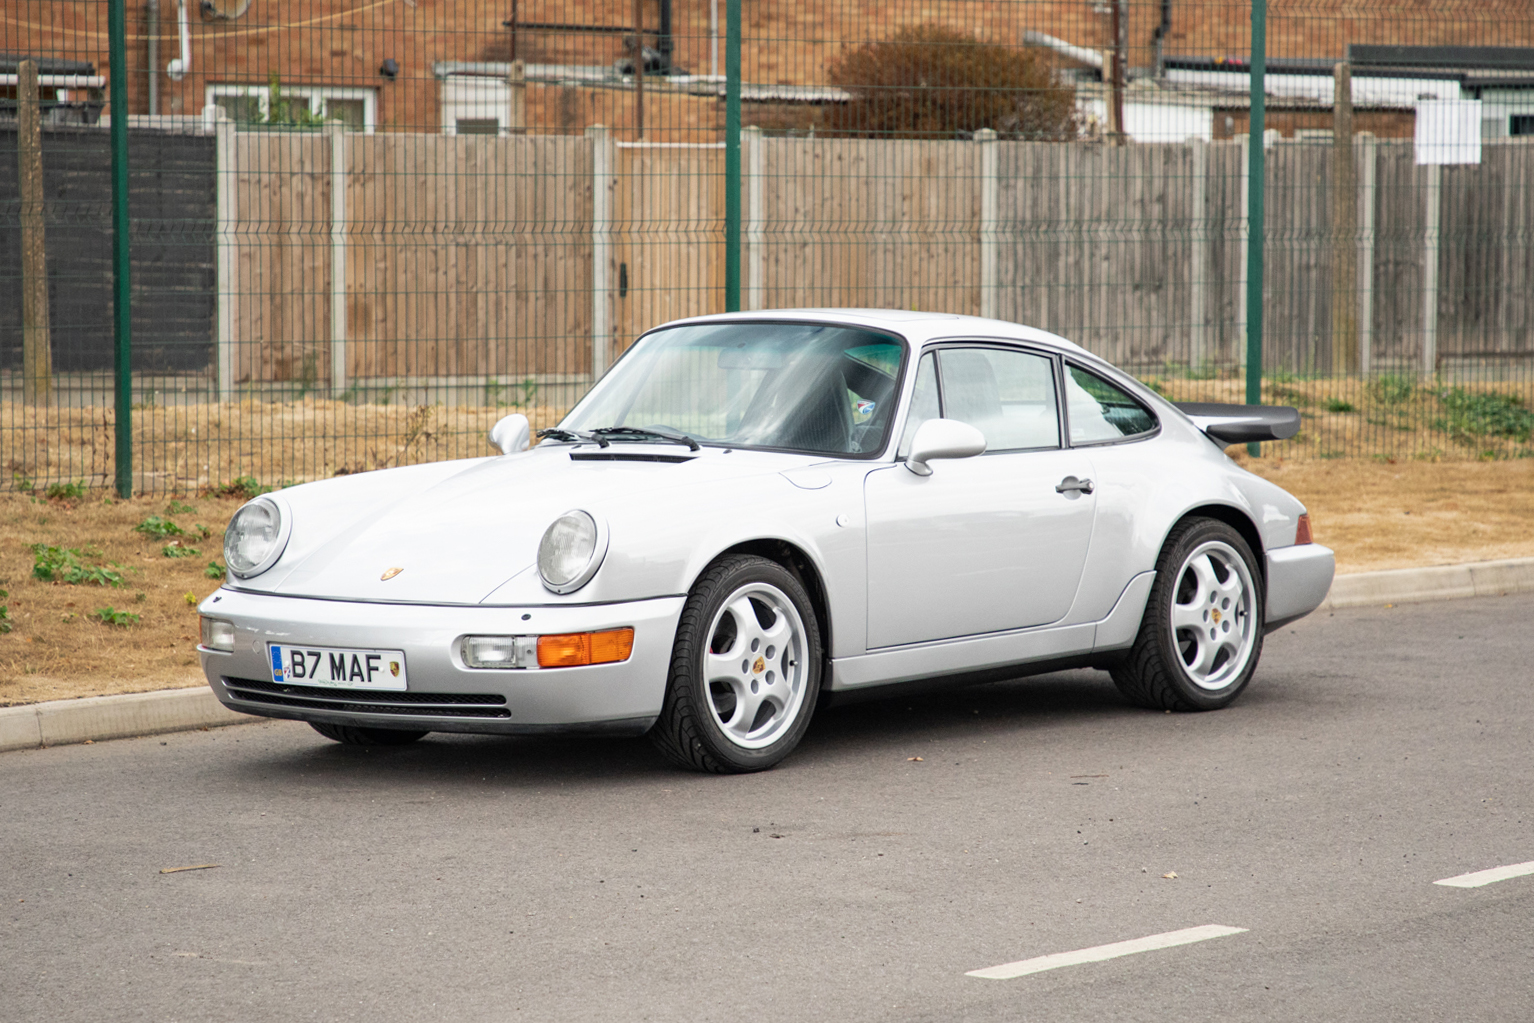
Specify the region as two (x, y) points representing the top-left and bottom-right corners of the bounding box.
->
(1173, 403), (1301, 445)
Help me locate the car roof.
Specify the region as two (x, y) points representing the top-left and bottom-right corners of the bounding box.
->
(655, 308), (1093, 356)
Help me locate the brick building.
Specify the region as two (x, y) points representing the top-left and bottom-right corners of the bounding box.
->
(4, 1), (1533, 140)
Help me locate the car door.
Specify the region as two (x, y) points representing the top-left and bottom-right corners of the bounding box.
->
(863, 345), (1097, 650)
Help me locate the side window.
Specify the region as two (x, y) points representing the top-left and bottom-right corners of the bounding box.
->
(897, 352), (940, 458)
(1066, 364), (1157, 444)
(938, 347), (1060, 452)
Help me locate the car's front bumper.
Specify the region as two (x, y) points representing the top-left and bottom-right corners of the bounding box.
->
(1265, 542), (1336, 632)
(197, 588), (685, 735)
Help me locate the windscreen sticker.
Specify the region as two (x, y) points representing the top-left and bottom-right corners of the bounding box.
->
(855, 399), (876, 416)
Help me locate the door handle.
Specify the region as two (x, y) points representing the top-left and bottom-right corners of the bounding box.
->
(1055, 476), (1094, 495)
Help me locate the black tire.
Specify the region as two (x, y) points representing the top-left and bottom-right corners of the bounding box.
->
(1111, 517), (1265, 712)
(309, 721), (429, 746)
(649, 554), (824, 774)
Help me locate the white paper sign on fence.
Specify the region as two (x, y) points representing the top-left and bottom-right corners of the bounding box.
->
(1415, 99), (1482, 165)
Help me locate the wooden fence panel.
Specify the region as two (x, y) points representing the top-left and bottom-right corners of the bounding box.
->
(614, 144), (724, 353)
(223, 132), (1534, 384)
(759, 139), (980, 314)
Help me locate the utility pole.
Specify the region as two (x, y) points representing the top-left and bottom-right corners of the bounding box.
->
(18, 60), (53, 405)
(1330, 62), (1359, 375)
(632, 0), (644, 139)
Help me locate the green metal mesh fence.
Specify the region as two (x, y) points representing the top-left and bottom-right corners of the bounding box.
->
(3, 1), (1533, 494)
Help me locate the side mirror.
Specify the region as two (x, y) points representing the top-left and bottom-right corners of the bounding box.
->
(489, 413), (531, 455)
(905, 418), (986, 476)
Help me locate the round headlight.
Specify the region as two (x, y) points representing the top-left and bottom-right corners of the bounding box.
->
(224, 497), (290, 578)
(537, 510), (607, 594)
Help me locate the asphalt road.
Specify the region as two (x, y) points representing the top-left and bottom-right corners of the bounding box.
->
(4, 593), (1532, 1023)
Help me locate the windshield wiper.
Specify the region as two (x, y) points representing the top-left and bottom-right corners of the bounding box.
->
(590, 426), (701, 452)
(536, 428), (609, 448)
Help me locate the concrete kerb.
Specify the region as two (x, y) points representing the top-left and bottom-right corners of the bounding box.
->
(0, 686), (252, 754)
(1319, 555), (1534, 610)
(4, 555), (1534, 754)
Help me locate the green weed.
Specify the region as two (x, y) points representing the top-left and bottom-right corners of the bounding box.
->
(165, 500), (197, 515)
(211, 476), (271, 500)
(92, 607), (140, 627)
(135, 515), (186, 539)
(162, 542), (202, 558)
(205, 561), (227, 580)
(46, 480), (88, 502)
(0, 589), (10, 634)
(1370, 375), (1418, 405)
(1433, 388), (1534, 443)
(31, 545), (125, 587)
(1325, 397), (1355, 414)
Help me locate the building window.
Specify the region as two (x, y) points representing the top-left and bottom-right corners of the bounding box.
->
(440, 75), (512, 136)
(1512, 114), (1534, 137)
(205, 84), (377, 132)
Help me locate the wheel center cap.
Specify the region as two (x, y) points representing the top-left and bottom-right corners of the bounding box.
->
(752, 656), (766, 674)
(1211, 609), (1223, 623)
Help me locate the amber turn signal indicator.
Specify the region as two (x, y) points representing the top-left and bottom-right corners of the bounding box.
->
(536, 628), (635, 668)
(1295, 513), (1313, 545)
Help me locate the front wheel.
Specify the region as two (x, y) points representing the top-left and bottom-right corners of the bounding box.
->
(650, 554), (823, 773)
(1111, 518), (1264, 711)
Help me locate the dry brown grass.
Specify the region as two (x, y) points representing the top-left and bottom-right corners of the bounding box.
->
(1232, 454), (1534, 575)
(0, 491), (250, 706)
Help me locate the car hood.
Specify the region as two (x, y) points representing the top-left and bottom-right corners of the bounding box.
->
(238, 445), (830, 604)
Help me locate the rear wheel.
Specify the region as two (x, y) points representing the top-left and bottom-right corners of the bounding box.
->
(650, 554), (823, 773)
(1111, 518), (1264, 711)
(309, 722), (429, 746)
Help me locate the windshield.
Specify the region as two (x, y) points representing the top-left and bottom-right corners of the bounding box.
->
(558, 322), (907, 457)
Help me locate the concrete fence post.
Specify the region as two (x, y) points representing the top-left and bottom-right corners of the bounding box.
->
(212, 107), (236, 400)
(975, 127), (998, 320)
(745, 125), (764, 311)
(587, 124), (614, 378)
(327, 121), (349, 397)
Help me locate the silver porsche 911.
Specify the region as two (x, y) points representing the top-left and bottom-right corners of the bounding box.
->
(199, 310), (1334, 772)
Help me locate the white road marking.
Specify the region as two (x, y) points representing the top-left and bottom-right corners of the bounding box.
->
(966, 924), (1248, 980)
(1434, 861), (1534, 888)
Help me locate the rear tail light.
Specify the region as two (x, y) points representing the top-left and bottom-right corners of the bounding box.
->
(537, 628), (635, 668)
(1295, 513), (1313, 545)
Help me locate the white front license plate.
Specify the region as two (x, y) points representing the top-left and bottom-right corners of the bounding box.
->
(269, 644), (408, 690)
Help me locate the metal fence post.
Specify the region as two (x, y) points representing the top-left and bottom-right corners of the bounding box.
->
(109, 0), (133, 496)
(723, 0), (742, 313)
(1245, 0), (1267, 456)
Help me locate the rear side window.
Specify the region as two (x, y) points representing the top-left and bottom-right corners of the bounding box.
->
(938, 348), (1060, 452)
(1066, 365), (1156, 444)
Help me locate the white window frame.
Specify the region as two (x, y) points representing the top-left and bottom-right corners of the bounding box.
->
(205, 83), (377, 133)
(440, 75), (511, 136)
